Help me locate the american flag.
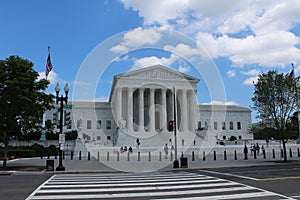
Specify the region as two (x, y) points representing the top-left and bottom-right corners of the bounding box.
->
(45, 49), (53, 77)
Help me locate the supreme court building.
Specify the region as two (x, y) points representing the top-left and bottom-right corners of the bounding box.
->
(45, 65), (253, 147)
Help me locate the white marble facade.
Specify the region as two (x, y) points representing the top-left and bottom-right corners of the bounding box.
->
(45, 65), (253, 147)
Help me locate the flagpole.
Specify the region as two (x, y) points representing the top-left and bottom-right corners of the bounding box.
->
(42, 46), (51, 133)
(45, 46), (50, 80)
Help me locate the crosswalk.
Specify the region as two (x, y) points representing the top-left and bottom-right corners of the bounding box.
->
(27, 172), (291, 200)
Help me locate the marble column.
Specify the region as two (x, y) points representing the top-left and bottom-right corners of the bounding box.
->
(149, 88), (155, 132)
(127, 87), (133, 132)
(161, 88), (167, 130)
(116, 87), (122, 126)
(138, 88), (144, 131)
(182, 89), (188, 132)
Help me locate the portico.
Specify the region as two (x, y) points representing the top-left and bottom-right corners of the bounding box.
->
(110, 65), (199, 134)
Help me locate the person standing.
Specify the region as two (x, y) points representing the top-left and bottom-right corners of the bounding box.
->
(244, 144), (248, 160)
(164, 144), (169, 159)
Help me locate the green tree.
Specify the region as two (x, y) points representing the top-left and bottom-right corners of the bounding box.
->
(252, 70), (299, 162)
(0, 56), (54, 168)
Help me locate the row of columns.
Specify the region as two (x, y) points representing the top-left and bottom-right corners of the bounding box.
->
(114, 87), (197, 133)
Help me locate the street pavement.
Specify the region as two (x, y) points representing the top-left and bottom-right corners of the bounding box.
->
(1, 144), (300, 174)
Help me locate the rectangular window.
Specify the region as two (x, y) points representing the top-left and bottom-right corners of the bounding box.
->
(222, 121), (226, 130)
(106, 120), (111, 130)
(87, 120), (92, 129)
(230, 122), (234, 130)
(237, 122), (241, 130)
(97, 120), (102, 129)
(214, 121), (218, 130)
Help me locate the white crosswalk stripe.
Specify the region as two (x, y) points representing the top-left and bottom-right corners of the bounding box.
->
(26, 172), (291, 200)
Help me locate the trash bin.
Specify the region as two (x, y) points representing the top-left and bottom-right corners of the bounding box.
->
(46, 159), (54, 171)
(180, 157), (188, 168)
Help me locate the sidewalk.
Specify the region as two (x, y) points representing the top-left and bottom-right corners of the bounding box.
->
(2, 145), (300, 174)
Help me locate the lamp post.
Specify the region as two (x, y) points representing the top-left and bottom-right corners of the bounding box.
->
(55, 83), (69, 171)
(173, 87), (179, 168)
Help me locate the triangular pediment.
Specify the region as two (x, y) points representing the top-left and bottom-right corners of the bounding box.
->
(116, 65), (199, 82)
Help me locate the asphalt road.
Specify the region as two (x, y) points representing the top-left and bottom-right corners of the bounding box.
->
(197, 161), (300, 199)
(2, 162), (300, 200)
(0, 173), (51, 200)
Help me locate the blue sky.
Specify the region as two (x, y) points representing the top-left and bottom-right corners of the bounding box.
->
(1, 0), (300, 122)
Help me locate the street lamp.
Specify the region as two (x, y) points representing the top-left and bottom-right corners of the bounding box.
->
(55, 83), (69, 171)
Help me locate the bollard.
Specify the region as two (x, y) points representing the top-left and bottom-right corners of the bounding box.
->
(138, 152), (141, 161)
(71, 151), (74, 160)
(203, 151), (206, 161)
(107, 151), (110, 161)
(159, 152), (162, 161)
(224, 150), (227, 160)
(234, 150), (237, 160)
(181, 152), (184, 158)
(40, 153), (43, 159)
(298, 148), (300, 157)
(79, 151), (82, 160)
(88, 152), (90, 160)
(127, 151), (130, 161)
(148, 152), (151, 161)
(263, 149), (266, 159)
(290, 148), (293, 158)
(117, 151), (119, 161)
(192, 151), (195, 161)
(272, 149), (275, 158)
(213, 151), (216, 160)
(97, 151), (100, 161)
(254, 149), (257, 159)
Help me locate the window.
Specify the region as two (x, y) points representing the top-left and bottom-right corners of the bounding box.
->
(223, 136), (226, 140)
(237, 122), (241, 130)
(214, 121), (218, 130)
(97, 120), (102, 129)
(87, 120), (92, 129)
(222, 121), (226, 130)
(230, 122), (234, 130)
(106, 120), (111, 130)
(238, 136), (242, 140)
(77, 119), (82, 129)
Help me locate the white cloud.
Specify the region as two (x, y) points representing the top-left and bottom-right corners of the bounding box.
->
(110, 27), (163, 54)
(38, 71), (58, 84)
(178, 65), (190, 73)
(226, 70), (236, 78)
(201, 100), (239, 106)
(242, 76), (258, 85)
(131, 55), (176, 70)
(241, 69), (260, 76)
(164, 43), (201, 58)
(120, 0), (300, 68)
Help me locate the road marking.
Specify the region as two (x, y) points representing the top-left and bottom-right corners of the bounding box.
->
(27, 172), (292, 200)
(199, 169), (261, 181)
(261, 176), (300, 181)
